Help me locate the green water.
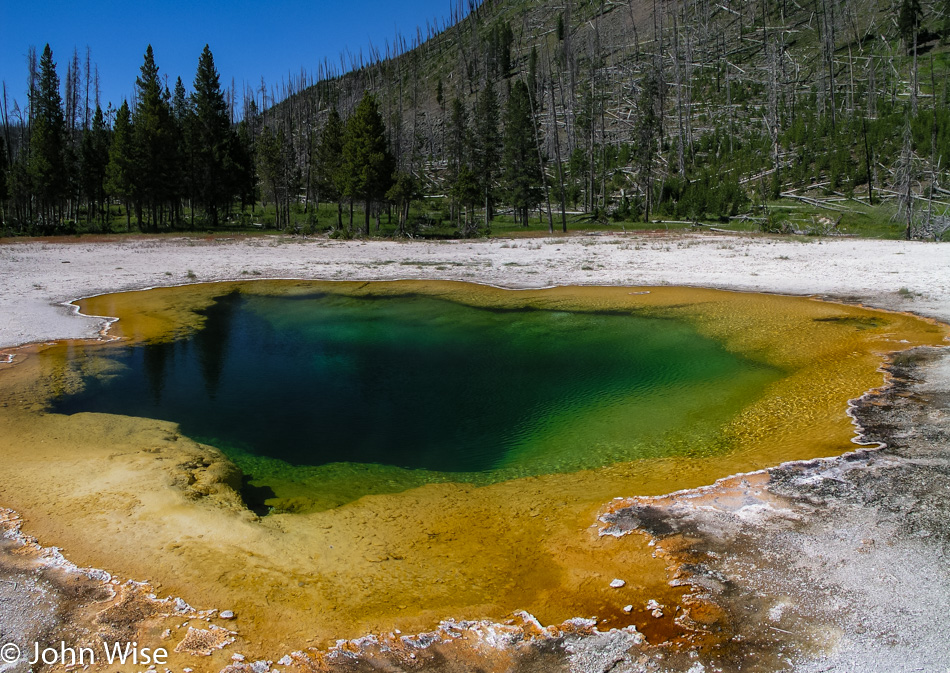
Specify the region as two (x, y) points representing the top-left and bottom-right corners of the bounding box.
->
(52, 289), (781, 509)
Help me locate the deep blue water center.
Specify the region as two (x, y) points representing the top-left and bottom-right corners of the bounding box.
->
(52, 291), (777, 477)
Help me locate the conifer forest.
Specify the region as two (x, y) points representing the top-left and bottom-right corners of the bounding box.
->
(2, 0), (950, 240)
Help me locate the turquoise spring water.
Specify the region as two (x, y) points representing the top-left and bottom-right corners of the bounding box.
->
(51, 289), (781, 508)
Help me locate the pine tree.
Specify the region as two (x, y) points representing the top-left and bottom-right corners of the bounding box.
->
(527, 47), (539, 104)
(445, 100), (481, 234)
(132, 45), (176, 229)
(489, 22), (514, 78)
(79, 105), (110, 229)
(340, 93), (395, 236)
(386, 170), (420, 234)
(29, 44), (68, 228)
(230, 121), (256, 215)
(105, 101), (135, 230)
(315, 108), (345, 229)
(898, 0), (922, 51)
(0, 135), (8, 227)
(445, 96), (470, 224)
(473, 79), (501, 228)
(256, 125), (281, 223)
(454, 165), (481, 234)
(192, 45), (236, 227)
(501, 81), (543, 226)
(171, 77), (191, 124)
(171, 76), (194, 227)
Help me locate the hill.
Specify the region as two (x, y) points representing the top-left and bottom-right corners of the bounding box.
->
(261, 0), (950, 239)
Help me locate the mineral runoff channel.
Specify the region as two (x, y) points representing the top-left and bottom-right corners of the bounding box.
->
(0, 280), (945, 663)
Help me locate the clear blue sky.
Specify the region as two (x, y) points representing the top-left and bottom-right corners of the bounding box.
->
(0, 0), (458, 115)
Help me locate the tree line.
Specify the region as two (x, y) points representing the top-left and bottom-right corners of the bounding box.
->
(2, 0), (950, 239)
(0, 39), (551, 237)
(1, 44), (255, 232)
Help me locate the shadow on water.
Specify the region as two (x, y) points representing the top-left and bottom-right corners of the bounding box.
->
(240, 476), (276, 516)
(143, 341), (169, 405)
(194, 291), (237, 399)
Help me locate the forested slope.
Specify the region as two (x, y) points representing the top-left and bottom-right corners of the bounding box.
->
(270, 0), (950, 238)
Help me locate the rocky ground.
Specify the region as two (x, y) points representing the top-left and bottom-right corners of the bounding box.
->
(0, 231), (947, 672)
(599, 346), (950, 672)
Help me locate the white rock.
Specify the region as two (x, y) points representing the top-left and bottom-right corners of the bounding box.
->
(174, 597), (194, 613)
(609, 579), (626, 588)
(220, 610), (235, 619)
(622, 605), (633, 613)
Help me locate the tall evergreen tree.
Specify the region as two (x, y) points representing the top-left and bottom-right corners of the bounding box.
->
(29, 44), (68, 227)
(474, 80), (501, 228)
(527, 47), (540, 104)
(132, 45), (176, 229)
(898, 0), (922, 50)
(234, 100), (259, 213)
(170, 76), (194, 227)
(230, 121), (257, 215)
(192, 45), (235, 227)
(79, 105), (110, 228)
(487, 21), (515, 78)
(501, 81), (543, 226)
(0, 135), (8, 227)
(256, 125), (281, 223)
(105, 101), (135, 230)
(170, 78), (191, 124)
(445, 97), (471, 224)
(315, 107), (345, 229)
(386, 169), (420, 234)
(446, 97), (469, 182)
(340, 93), (395, 236)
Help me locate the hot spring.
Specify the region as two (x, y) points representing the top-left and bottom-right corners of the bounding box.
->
(0, 280), (944, 650)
